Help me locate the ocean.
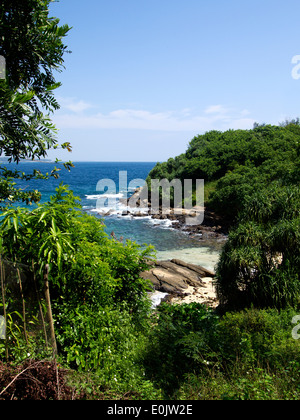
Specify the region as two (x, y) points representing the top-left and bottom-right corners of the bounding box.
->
(6, 161), (221, 271)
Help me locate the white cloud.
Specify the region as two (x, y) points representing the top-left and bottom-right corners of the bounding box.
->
(58, 97), (93, 113)
(240, 109), (251, 116)
(204, 105), (228, 115)
(54, 104), (255, 133)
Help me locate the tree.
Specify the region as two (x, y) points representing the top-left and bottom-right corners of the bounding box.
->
(0, 0), (72, 206)
(216, 183), (300, 310)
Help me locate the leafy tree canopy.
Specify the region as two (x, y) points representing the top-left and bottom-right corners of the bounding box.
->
(148, 122), (300, 220)
(148, 121), (300, 310)
(0, 0), (72, 206)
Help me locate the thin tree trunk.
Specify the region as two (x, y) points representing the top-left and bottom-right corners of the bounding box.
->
(44, 264), (57, 356)
(0, 255), (8, 360)
(32, 260), (48, 349)
(16, 264), (29, 346)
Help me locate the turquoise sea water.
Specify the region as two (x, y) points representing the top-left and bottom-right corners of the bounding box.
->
(7, 161), (221, 271)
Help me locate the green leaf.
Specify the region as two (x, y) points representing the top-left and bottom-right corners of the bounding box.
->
(13, 216), (19, 233)
(56, 242), (62, 267)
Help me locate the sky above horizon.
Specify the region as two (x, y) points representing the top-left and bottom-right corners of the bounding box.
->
(49, 0), (300, 162)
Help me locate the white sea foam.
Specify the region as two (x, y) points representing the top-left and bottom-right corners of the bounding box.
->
(147, 217), (176, 229)
(86, 193), (124, 200)
(149, 291), (168, 309)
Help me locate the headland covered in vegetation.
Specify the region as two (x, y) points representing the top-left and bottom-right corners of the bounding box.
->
(147, 121), (300, 310)
(0, 0), (300, 401)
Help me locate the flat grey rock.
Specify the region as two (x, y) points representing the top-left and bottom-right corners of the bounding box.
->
(141, 259), (215, 294)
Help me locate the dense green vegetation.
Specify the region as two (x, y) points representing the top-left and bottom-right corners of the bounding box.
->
(143, 303), (300, 400)
(0, 0), (73, 207)
(216, 182), (300, 310)
(2, 213), (300, 400)
(1, 0), (300, 401)
(148, 122), (300, 311)
(148, 123), (300, 220)
(0, 186), (160, 396)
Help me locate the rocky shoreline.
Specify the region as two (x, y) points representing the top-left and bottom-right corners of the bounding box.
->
(96, 188), (225, 308)
(141, 259), (218, 308)
(116, 187), (230, 242)
(150, 208), (228, 241)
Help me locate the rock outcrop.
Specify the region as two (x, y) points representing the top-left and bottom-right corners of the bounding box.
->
(141, 259), (215, 294)
(121, 187), (229, 240)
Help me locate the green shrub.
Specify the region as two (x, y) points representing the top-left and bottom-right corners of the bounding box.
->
(0, 185), (154, 366)
(215, 308), (300, 369)
(53, 302), (163, 398)
(143, 303), (219, 395)
(143, 303), (300, 399)
(148, 123), (300, 217)
(216, 184), (300, 310)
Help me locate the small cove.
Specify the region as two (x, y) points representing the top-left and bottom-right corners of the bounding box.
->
(9, 161), (223, 269)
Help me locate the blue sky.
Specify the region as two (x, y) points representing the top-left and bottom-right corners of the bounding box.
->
(49, 0), (300, 162)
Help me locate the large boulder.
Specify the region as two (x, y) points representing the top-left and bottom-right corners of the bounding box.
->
(140, 259), (215, 294)
(170, 259), (215, 278)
